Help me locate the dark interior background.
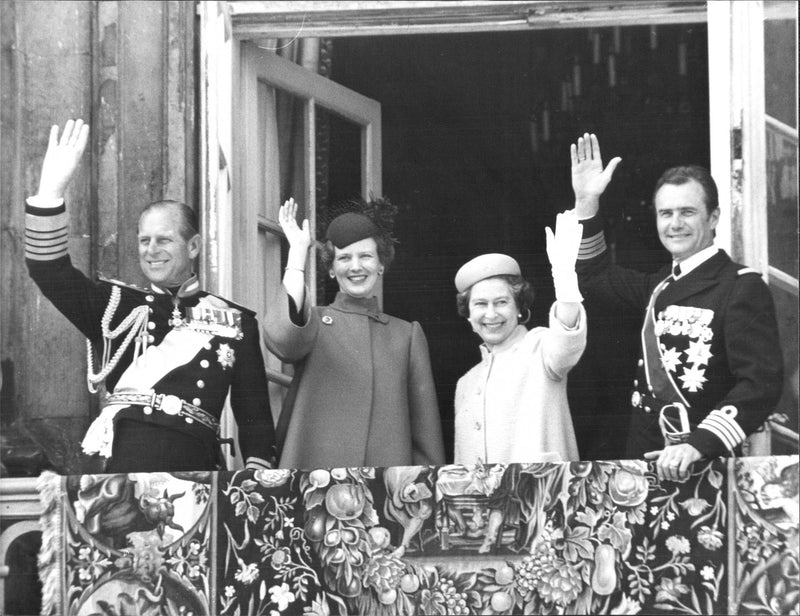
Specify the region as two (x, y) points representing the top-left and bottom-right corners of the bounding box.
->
(321, 25), (710, 461)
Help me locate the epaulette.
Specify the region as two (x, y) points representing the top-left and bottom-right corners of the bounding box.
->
(97, 274), (150, 294)
(204, 292), (256, 317)
(737, 267), (762, 277)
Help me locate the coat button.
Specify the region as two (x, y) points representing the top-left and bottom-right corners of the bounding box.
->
(192, 398), (201, 406)
(637, 359), (644, 367)
(185, 417), (194, 424)
(200, 360), (209, 368)
(197, 380), (205, 389)
(146, 295), (155, 302)
(147, 335), (155, 343)
(147, 322), (156, 330)
(143, 406), (153, 415)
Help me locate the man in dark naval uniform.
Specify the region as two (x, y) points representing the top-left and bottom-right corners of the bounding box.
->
(25, 119), (275, 473)
(568, 133), (783, 481)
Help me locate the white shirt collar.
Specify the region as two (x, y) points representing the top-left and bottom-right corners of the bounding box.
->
(673, 245), (718, 279)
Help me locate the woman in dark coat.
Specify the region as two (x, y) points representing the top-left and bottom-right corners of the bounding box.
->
(263, 198), (445, 469)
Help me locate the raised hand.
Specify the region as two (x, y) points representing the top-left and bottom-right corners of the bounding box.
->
(545, 210), (582, 275)
(545, 210), (584, 319)
(570, 133), (621, 218)
(278, 198), (311, 254)
(37, 119), (90, 201)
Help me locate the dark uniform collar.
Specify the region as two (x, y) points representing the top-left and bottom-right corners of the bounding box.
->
(330, 292), (389, 323)
(150, 273), (201, 298)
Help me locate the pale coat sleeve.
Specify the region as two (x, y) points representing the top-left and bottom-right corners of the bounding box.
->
(262, 284), (319, 363)
(540, 302), (587, 381)
(408, 321), (446, 465)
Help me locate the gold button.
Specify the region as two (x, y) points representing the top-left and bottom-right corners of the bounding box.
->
(147, 322), (155, 330)
(143, 406), (153, 415)
(197, 380), (205, 389)
(147, 335), (155, 343)
(200, 360), (210, 368)
(192, 398), (201, 406)
(637, 359), (644, 367)
(146, 295), (155, 302)
(185, 417), (194, 424)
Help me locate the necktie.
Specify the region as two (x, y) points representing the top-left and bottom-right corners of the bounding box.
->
(672, 263), (682, 278)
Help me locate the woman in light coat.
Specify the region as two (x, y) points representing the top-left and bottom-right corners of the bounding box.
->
(453, 211), (587, 466)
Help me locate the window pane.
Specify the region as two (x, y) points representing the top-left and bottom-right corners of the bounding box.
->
(764, 2), (799, 279)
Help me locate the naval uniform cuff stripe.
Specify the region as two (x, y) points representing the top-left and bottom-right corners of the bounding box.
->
(701, 417), (739, 448)
(25, 201), (66, 215)
(26, 249), (68, 261)
(25, 235), (68, 247)
(26, 211), (68, 231)
(245, 457), (271, 469)
(25, 240), (67, 254)
(701, 414), (741, 441)
(704, 408), (746, 440)
(25, 226), (68, 237)
(698, 417), (742, 451)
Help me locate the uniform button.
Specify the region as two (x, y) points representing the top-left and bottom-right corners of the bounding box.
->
(644, 406), (652, 414)
(185, 417), (194, 424)
(197, 380), (205, 389)
(633, 379), (638, 387)
(146, 295), (155, 302)
(648, 385), (654, 393)
(192, 398), (201, 406)
(143, 406), (153, 415)
(203, 343), (212, 350)
(637, 359), (644, 367)
(200, 360), (210, 368)
(147, 322), (156, 330)
(147, 335), (155, 343)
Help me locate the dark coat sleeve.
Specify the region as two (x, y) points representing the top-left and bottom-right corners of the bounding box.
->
(575, 215), (663, 313)
(229, 312), (276, 467)
(408, 321), (446, 465)
(688, 272), (784, 457)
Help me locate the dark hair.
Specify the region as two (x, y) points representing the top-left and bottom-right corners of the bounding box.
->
(139, 200), (199, 241)
(319, 196), (398, 272)
(652, 166), (719, 215)
(455, 275), (535, 318)
(319, 235), (396, 272)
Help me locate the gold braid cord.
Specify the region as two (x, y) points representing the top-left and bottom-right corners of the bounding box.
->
(86, 286), (150, 393)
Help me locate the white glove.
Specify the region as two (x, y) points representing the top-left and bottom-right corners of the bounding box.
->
(545, 210), (584, 303)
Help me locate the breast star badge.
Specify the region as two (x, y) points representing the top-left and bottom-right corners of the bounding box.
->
(216, 343), (235, 369)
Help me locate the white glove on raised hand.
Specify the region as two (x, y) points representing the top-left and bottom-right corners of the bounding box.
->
(545, 210), (584, 303)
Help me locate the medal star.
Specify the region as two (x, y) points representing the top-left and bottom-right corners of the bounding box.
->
(679, 364), (707, 392)
(216, 343), (235, 369)
(685, 340), (712, 366)
(660, 347), (682, 372)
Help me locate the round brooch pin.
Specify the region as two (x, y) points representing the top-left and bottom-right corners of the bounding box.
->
(321, 315), (333, 325)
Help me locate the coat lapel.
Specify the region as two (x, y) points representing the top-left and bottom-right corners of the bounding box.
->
(657, 251), (730, 309)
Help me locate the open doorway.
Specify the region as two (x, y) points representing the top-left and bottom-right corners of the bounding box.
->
(321, 25), (711, 460)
